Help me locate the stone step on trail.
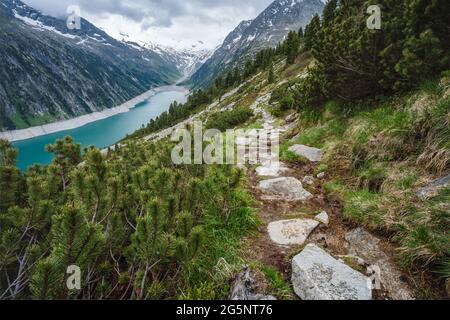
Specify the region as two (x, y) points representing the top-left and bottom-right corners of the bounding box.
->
(258, 177), (313, 201)
(292, 244), (373, 300)
(268, 219), (320, 246)
(288, 144), (322, 162)
(256, 162), (290, 178)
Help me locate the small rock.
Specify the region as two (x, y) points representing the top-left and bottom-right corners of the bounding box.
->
(285, 113), (299, 123)
(259, 177), (313, 201)
(417, 174), (450, 200)
(317, 172), (326, 179)
(292, 244), (372, 300)
(281, 121), (297, 133)
(314, 211), (329, 226)
(268, 219), (319, 246)
(288, 145), (322, 162)
(302, 175), (315, 185)
(229, 266), (277, 300)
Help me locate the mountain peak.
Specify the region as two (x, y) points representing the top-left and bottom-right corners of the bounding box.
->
(188, 0), (325, 88)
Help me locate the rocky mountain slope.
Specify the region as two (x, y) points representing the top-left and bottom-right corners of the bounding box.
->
(0, 0), (181, 130)
(188, 0), (324, 88)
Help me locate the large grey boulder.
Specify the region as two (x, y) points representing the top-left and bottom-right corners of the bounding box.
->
(292, 244), (372, 300)
(259, 177), (313, 201)
(268, 219), (319, 246)
(288, 145), (322, 162)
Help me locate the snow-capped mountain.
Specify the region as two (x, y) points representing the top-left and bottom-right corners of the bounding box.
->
(119, 35), (212, 83)
(189, 0), (325, 88)
(0, 0), (180, 130)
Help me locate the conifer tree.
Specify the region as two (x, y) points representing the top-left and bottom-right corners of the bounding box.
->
(0, 140), (20, 213)
(268, 63), (275, 84)
(285, 31), (300, 64)
(304, 14), (320, 51)
(31, 206), (105, 299)
(322, 0), (337, 26)
(46, 136), (81, 192)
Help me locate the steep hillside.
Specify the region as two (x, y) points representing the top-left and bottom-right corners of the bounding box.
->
(188, 0), (324, 88)
(0, 0), (180, 130)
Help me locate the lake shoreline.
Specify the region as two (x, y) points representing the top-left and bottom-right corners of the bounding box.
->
(0, 85), (187, 143)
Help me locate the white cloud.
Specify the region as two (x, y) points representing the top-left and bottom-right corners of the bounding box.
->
(23, 0), (274, 49)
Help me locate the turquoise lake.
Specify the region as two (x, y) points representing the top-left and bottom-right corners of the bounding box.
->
(13, 87), (188, 171)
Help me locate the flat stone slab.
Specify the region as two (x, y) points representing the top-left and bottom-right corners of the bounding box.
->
(259, 177), (313, 201)
(292, 244), (372, 300)
(417, 174), (450, 200)
(288, 145), (322, 162)
(268, 219), (319, 246)
(256, 162), (290, 178)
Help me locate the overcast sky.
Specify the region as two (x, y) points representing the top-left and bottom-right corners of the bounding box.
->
(23, 0), (274, 50)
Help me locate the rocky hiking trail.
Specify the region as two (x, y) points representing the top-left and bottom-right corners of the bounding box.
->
(231, 95), (416, 300)
(132, 83), (418, 300)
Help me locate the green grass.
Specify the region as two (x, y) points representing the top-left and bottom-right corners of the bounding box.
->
(396, 188), (450, 272)
(260, 265), (294, 300)
(180, 188), (259, 299)
(11, 113), (58, 129)
(10, 114), (28, 129)
(270, 73), (449, 285)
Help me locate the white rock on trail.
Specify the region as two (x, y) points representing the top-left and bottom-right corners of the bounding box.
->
(256, 162), (289, 178)
(258, 177), (313, 201)
(268, 219), (319, 246)
(292, 244), (372, 300)
(315, 211), (329, 226)
(288, 145), (322, 162)
(317, 172), (326, 179)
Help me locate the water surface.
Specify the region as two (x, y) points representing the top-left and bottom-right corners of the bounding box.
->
(13, 87), (188, 171)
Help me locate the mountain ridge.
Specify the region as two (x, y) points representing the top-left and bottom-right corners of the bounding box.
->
(188, 0), (324, 88)
(0, 0), (189, 130)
